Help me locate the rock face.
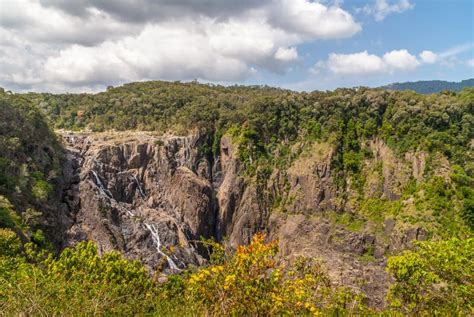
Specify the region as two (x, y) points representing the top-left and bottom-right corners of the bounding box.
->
(57, 131), (433, 306)
(61, 132), (209, 271)
(59, 132), (266, 272)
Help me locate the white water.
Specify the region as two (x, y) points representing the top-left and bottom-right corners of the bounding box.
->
(133, 175), (146, 198)
(122, 205), (179, 271)
(90, 170), (113, 198)
(90, 168), (179, 271)
(144, 223), (180, 271)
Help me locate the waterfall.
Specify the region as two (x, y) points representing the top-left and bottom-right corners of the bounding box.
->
(91, 167), (179, 271)
(133, 175), (146, 197)
(144, 223), (180, 271)
(90, 170), (113, 198)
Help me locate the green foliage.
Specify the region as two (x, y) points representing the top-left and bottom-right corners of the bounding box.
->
(0, 91), (64, 251)
(451, 165), (474, 229)
(0, 241), (156, 315)
(31, 172), (53, 201)
(16, 84), (474, 169)
(305, 119), (322, 141)
(387, 237), (474, 314)
(0, 195), (20, 229)
(0, 228), (22, 257)
(0, 233), (371, 316)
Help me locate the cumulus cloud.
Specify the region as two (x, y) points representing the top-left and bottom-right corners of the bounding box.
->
(39, 0), (268, 23)
(326, 51), (385, 74)
(0, 0), (361, 92)
(0, 1), (140, 46)
(467, 59), (474, 68)
(43, 21), (253, 85)
(274, 47), (299, 61)
(268, 0), (361, 39)
(419, 50), (438, 64)
(383, 49), (419, 70)
(317, 49), (422, 75)
(361, 0), (414, 21)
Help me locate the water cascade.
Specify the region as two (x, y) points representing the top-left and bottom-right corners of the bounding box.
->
(90, 170), (113, 198)
(133, 175), (146, 198)
(90, 168), (179, 271)
(144, 223), (180, 271)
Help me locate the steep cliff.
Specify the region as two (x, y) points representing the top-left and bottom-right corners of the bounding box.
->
(58, 131), (264, 271)
(61, 132), (209, 271)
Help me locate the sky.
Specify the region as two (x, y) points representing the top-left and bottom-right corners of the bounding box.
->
(0, 0), (473, 93)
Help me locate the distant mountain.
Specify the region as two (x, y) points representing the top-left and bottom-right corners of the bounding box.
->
(381, 79), (474, 94)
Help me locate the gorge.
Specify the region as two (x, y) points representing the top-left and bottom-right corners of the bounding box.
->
(0, 82), (472, 314)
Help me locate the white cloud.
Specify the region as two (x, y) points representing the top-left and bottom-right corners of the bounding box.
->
(435, 43), (474, 68)
(419, 50), (438, 64)
(43, 21), (253, 85)
(274, 47), (299, 61)
(467, 59), (474, 68)
(361, 0), (414, 21)
(0, 0), (362, 92)
(383, 49), (419, 70)
(439, 43), (474, 58)
(318, 49), (422, 75)
(0, 1), (140, 46)
(326, 51), (385, 74)
(269, 0), (361, 39)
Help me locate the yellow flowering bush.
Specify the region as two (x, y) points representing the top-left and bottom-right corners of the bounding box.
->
(182, 233), (368, 316)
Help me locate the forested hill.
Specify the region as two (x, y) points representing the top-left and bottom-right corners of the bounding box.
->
(381, 78), (474, 94)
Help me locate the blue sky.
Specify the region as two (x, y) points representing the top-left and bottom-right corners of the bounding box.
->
(0, 0), (473, 92)
(255, 0), (474, 90)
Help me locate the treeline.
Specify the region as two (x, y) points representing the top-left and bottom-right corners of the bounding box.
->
(383, 78), (474, 94)
(26, 82), (473, 162)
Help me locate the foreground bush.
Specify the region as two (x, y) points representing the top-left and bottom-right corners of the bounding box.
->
(0, 232), (369, 316)
(2, 230), (472, 315)
(180, 234), (367, 315)
(387, 237), (474, 315)
(0, 236), (155, 315)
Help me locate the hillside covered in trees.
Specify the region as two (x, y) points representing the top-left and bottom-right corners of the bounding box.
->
(1, 82), (473, 315)
(382, 78), (474, 94)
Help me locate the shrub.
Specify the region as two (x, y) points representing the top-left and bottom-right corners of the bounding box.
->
(0, 228), (22, 257)
(0, 241), (156, 315)
(0, 195), (20, 229)
(387, 237), (474, 314)
(182, 233), (367, 316)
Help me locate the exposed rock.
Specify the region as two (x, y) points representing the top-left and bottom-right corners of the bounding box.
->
(267, 214), (388, 307)
(216, 135), (265, 247)
(59, 132), (265, 271)
(284, 142), (338, 213)
(61, 132), (215, 271)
